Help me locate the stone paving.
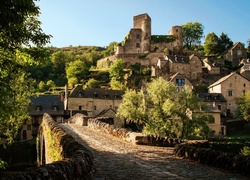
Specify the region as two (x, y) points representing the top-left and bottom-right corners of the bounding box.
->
(60, 124), (248, 180)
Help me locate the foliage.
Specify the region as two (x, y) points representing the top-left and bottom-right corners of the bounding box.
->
(0, 0), (51, 50)
(110, 79), (126, 91)
(240, 146), (250, 156)
(204, 32), (233, 55)
(218, 32), (233, 53)
(0, 158), (8, 169)
(0, 0), (52, 143)
(151, 35), (176, 43)
(204, 32), (219, 55)
(182, 22), (204, 50)
(237, 91), (250, 121)
(84, 78), (100, 88)
(109, 58), (125, 82)
(117, 77), (212, 139)
(66, 60), (89, 84)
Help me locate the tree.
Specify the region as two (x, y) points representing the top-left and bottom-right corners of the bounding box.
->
(182, 22), (204, 50)
(237, 91), (250, 121)
(0, 0), (51, 144)
(0, 0), (51, 50)
(204, 32), (219, 55)
(84, 78), (100, 88)
(247, 39), (250, 56)
(66, 60), (89, 83)
(218, 32), (233, 53)
(109, 58), (125, 82)
(117, 77), (212, 139)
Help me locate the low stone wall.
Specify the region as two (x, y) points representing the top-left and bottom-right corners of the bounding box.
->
(87, 118), (184, 146)
(4, 113), (94, 180)
(174, 142), (250, 176)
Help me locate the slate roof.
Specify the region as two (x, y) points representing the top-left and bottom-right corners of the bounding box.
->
(95, 108), (116, 118)
(198, 93), (227, 102)
(30, 95), (64, 116)
(69, 85), (123, 99)
(165, 55), (189, 63)
(208, 72), (249, 88)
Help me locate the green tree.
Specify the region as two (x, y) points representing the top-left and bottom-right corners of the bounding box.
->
(117, 77), (212, 139)
(247, 39), (250, 57)
(109, 58), (125, 82)
(182, 22), (204, 50)
(237, 91), (250, 121)
(0, 0), (51, 144)
(66, 60), (89, 83)
(204, 32), (219, 55)
(38, 81), (47, 92)
(84, 78), (100, 88)
(218, 32), (233, 53)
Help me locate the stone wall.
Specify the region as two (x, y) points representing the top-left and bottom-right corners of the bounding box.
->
(174, 141), (250, 176)
(87, 118), (184, 146)
(3, 113), (94, 180)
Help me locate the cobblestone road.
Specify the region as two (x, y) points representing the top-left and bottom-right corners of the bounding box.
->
(60, 124), (248, 180)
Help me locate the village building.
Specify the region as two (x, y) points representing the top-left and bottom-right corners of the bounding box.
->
(239, 58), (250, 80)
(168, 72), (193, 91)
(208, 72), (250, 117)
(222, 42), (247, 66)
(64, 85), (123, 124)
(20, 95), (64, 141)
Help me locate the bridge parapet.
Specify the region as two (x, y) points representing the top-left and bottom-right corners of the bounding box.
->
(5, 113), (94, 180)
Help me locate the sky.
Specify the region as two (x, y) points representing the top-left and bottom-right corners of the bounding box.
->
(36, 0), (250, 48)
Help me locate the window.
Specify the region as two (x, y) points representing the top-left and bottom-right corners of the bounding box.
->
(94, 93), (98, 98)
(136, 43), (140, 48)
(228, 90), (233, 96)
(79, 106), (82, 110)
(136, 34), (140, 39)
(176, 29), (178, 32)
(218, 104), (222, 110)
(53, 106), (58, 111)
(94, 106), (97, 110)
(176, 79), (185, 86)
(36, 106), (41, 111)
(244, 83), (246, 87)
(229, 83), (232, 87)
(78, 92), (82, 97)
(243, 90), (246, 95)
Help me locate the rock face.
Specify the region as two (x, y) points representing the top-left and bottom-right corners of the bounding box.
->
(2, 113), (94, 180)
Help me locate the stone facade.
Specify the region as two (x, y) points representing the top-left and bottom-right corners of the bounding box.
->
(65, 85), (123, 117)
(208, 72), (250, 117)
(239, 58), (250, 80)
(222, 42), (247, 66)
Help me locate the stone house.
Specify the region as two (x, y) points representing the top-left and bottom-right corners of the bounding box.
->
(203, 58), (221, 75)
(168, 72), (193, 92)
(222, 42), (247, 66)
(206, 107), (226, 136)
(166, 54), (203, 82)
(208, 72), (250, 117)
(65, 85), (123, 118)
(198, 93), (228, 136)
(21, 95), (64, 141)
(239, 58), (250, 80)
(95, 108), (124, 127)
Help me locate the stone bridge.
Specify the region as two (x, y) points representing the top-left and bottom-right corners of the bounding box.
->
(4, 113), (249, 180)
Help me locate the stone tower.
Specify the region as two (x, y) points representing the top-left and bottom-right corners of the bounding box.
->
(168, 26), (183, 54)
(133, 13), (151, 53)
